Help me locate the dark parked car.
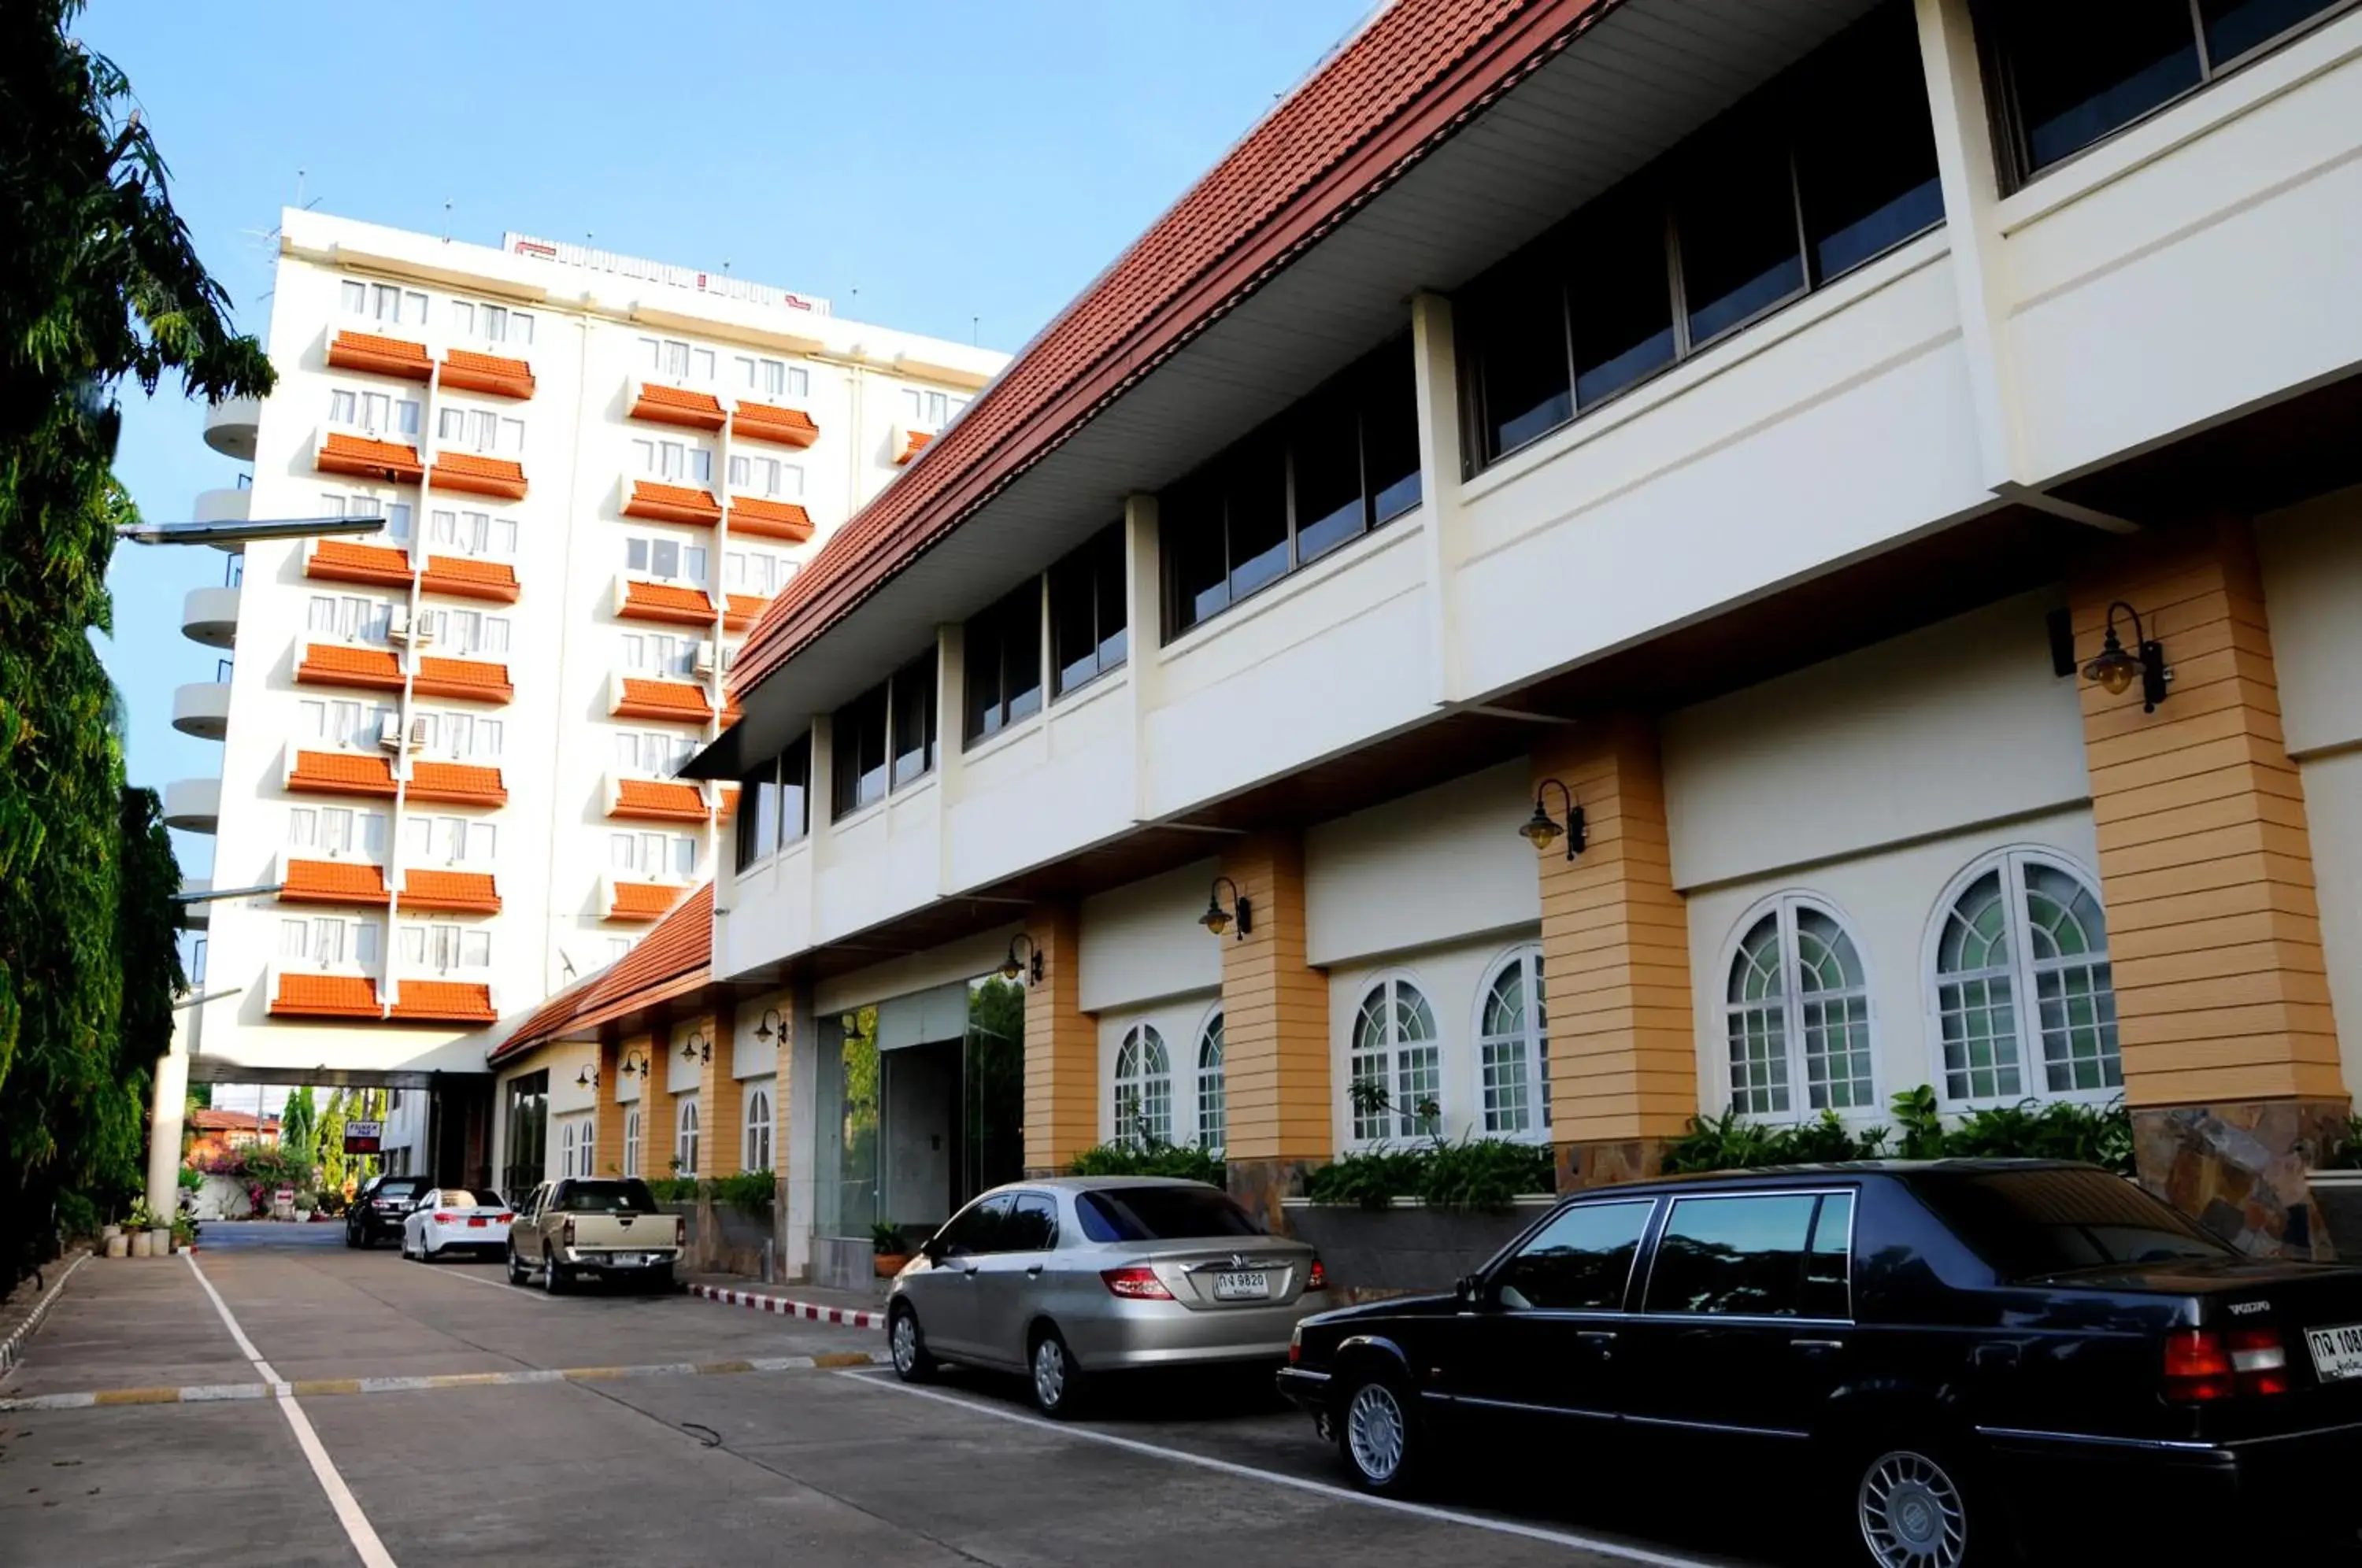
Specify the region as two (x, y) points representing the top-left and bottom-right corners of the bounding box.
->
(1278, 1160), (2362, 1565)
(345, 1174), (429, 1248)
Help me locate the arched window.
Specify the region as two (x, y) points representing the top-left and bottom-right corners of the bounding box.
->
(579, 1119), (595, 1178)
(1196, 1012), (1226, 1153)
(1349, 977), (1441, 1143)
(1933, 850), (2119, 1104)
(744, 1086), (773, 1171)
(623, 1108), (641, 1178)
(560, 1121), (578, 1178)
(1477, 948), (1549, 1137)
(677, 1096), (702, 1176)
(1724, 897), (1875, 1117)
(1112, 1025), (1172, 1148)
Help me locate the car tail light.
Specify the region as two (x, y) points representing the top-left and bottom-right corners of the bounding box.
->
(1305, 1257), (1327, 1292)
(2166, 1328), (2290, 1400)
(1289, 1326), (1304, 1365)
(496, 1214), (513, 1224)
(1101, 1267), (1174, 1300)
(2228, 1327), (2290, 1396)
(562, 1218), (576, 1248)
(431, 1211), (457, 1224)
(674, 1216), (686, 1246)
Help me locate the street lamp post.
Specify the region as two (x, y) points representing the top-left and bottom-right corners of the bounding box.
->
(117, 513), (390, 547)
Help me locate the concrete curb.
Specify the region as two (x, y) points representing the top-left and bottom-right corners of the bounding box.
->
(0, 1250), (89, 1379)
(687, 1282), (884, 1329)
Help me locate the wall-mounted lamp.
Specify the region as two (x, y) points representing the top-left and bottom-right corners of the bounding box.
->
(753, 1008), (785, 1044)
(1198, 876), (1250, 940)
(576, 1065), (598, 1088)
(1520, 778), (1586, 860)
(1000, 933), (1043, 984)
(623, 1048), (651, 1081)
(2082, 600), (2171, 713)
(681, 1029), (712, 1065)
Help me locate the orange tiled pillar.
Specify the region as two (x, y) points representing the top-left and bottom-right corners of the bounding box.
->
(634, 1030), (675, 1184)
(697, 1006), (743, 1179)
(1219, 833), (1331, 1229)
(2074, 519), (2347, 1256)
(1021, 904), (1095, 1177)
(593, 1032), (627, 1178)
(1535, 716), (1697, 1191)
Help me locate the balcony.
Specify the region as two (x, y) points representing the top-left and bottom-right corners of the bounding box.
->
(193, 485), (251, 527)
(176, 876), (209, 930)
(628, 383), (726, 431)
(387, 979), (497, 1024)
(428, 450), (528, 501)
(181, 584), (240, 648)
(325, 330), (431, 383)
(620, 477), (722, 527)
(607, 670), (718, 723)
(613, 575), (718, 628)
(295, 642), (405, 693)
(162, 777), (221, 834)
(303, 539), (520, 604)
(398, 868), (502, 914)
(277, 854), (392, 908)
(202, 395), (261, 460)
(724, 594), (768, 633)
(283, 748), (398, 800)
(406, 760), (508, 808)
(170, 680), (232, 741)
(315, 430), (425, 485)
(605, 771), (717, 823)
(602, 875), (690, 924)
(724, 496), (814, 543)
(413, 655), (514, 704)
(894, 426), (934, 465)
(439, 349), (535, 401)
(267, 970), (383, 1020)
(731, 401), (819, 449)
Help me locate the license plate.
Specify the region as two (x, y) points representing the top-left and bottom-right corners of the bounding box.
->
(468, 1217), (487, 1227)
(2307, 1322), (2362, 1381)
(1212, 1270), (1270, 1301)
(612, 1253), (643, 1267)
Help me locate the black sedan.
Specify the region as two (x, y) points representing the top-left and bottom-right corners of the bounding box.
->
(344, 1174), (429, 1248)
(1278, 1159), (2362, 1565)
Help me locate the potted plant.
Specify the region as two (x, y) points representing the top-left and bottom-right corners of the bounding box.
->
(872, 1221), (910, 1278)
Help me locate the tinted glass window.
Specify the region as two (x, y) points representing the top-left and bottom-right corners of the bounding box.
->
(555, 1179), (660, 1214)
(738, 760), (781, 866)
(1674, 133), (1806, 346)
(1494, 1200), (1653, 1312)
(1986, 0), (2201, 172)
(1794, 3), (1943, 281)
(964, 580), (1042, 743)
(1226, 436), (1290, 603)
(1075, 1185), (1262, 1241)
(1475, 268), (1572, 458)
(1646, 1193), (1820, 1317)
(1361, 342), (1422, 524)
(2202, 0), (2342, 65)
(1004, 1193), (1060, 1252)
(377, 1178), (427, 1201)
(1049, 522), (1128, 695)
(889, 652), (937, 787)
(1912, 1167), (2235, 1281)
(831, 684), (888, 818)
(1291, 386), (1365, 565)
(1164, 476), (1229, 632)
(434, 1190), (491, 1208)
(1568, 197), (1678, 410)
(938, 1193), (1012, 1256)
(1801, 1192), (1854, 1319)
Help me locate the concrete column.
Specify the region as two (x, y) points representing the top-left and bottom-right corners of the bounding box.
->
(698, 1005), (742, 1179)
(146, 1042), (191, 1226)
(593, 1031), (626, 1178)
(1219, 833), (1330, 1228)
(1020, 902), (1094, 1176)
(1534, 716), (1697, 1189)
(2073, 518), (2348, 1256)
(1409, 290), (1464, 708)
(633, 1031), (676, 1182)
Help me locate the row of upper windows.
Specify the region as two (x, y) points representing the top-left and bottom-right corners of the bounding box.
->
(605, 1089), (775, 1179)
(295, 697), (505, 761)
(288, 807), (497, 867)
(339, 281), (535, 350)
(280, 915), (491, 973)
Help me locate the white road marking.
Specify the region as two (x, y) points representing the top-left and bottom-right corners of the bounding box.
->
(187, 1252), (398, 1568)
(838, 1373), (1728, 1568)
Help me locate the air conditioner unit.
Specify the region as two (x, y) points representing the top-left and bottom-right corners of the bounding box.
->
(692, 640), (719, 679)
(375, 715), (405, 753)
(407, 716), (432, 749)
(385, 607), (420, 646)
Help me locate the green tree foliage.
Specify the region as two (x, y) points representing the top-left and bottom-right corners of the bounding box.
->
(965, 978), (1024, 1192)
(317, 1089), (348, 1194)
(0, 1), (272, 1281)
(280, 1086), (318, 1166)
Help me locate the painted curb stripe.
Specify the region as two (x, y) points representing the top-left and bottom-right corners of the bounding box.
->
(0, 1251), (90, 1378)
(685, 1281), (883, 1329)
(0, 1350), (889, 1412)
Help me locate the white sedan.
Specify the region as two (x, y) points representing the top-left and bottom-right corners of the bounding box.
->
(400, 1189), (513, 1262)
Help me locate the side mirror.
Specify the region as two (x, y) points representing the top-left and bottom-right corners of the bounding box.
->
(1454, 1273), (1481, 1304)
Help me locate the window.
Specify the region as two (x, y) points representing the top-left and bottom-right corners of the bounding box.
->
(396, 923), (492, 973)
(620, 631), (700, 679)
(1724, 898), (1876, 1118)
(623, 1109), (641, 1178)
(733, 355), (809, 403)
(1349, 977), (1441, 1143)
(1493, 1200), (1653, 1312)
(624, 535), (709, 585)
(408, 711), (502, 761)
(403, 815), (497, 865)
(298, 697), (397, 751)
(1932, 850), (2120, 1104)
(288, 806), (387, 857)
(277, 915), (379, 968)
(744, 1087), (773, 1171)
(937, 1194), (1012, 1256)
(726, 454), (805, 499)
(1004, 1193), (1059, 1252)
(417, 608), (512, 657)
(831, 650), (936, 819)
(1978, 0), (2343, 182)
(609, 830), (698, 881)
(1196, 1011), (1226, 1153)
(1163, 335), (1421, 638)
(1912, 1167), (2233, 1284)
(579, 1121), (594, 1179)
(339, 281), (428, 328)
(561, 1121), (579, 1179)
(1461, 2), (1941, 466)
(964, 581), (1042, 744)
(1478, 947), (1549, 1137)
(317, 492), (410, 543)
(900, 387), (966, 430)
(641, 336), (716, 384)
(1645, 1192), (1853, 1320)
(1112, 1025), (1172, 1148)
(632, 438), (714, 488)
(606, 937), (635, 963)
(676, 1097), (701, 1176)
(327, 387), (421, 439)
(305, 594), (394, 645)
(724, 550), (787, 599)
(1074, 1185), (1261, 1242)
(616, 729), (699, 778)
(426, 508), (518, 559)
(735, 735), (812, 867)
(1048, 522), (1129, 696)
(448, 300), (534, 348)
(435, 406), (524, 457)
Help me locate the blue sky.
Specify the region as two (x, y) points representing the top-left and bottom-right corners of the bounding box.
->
(82, 0), (1375, 883)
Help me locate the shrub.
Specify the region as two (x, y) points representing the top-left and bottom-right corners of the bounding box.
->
(708, 1170), (776, 1211)
(1663, 1088), (2134, 1177)
(176, 1167), (202, 1191)
(645, 1177), (702, 1203)
(1304, 1140), (1555, 1211)
(2325, 1116), (2362, 1171)
(1064, 1143), (1226, 1188)
(872, 1221), (906, 1255)
(54, 1190), (99, 1239)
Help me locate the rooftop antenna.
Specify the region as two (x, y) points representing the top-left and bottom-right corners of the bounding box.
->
(723, 258), (732, 276)
(972, 315), (979, 346)
(442, 198), (453, 242)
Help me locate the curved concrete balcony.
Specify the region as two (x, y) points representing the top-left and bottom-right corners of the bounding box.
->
(193, 486), (252, 552)
(176, 877), (209, 930)
(182, 583), (240, 648)
(162, 777), (221, 834)
(202, 395), (261, 460)
(172, 681), (232, 740)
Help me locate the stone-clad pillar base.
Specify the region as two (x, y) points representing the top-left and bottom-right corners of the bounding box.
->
(1554, 1137), (1675, 1194)
(2134, 1100), (2347, 1260)
(1226, 1156), (1320, 1237)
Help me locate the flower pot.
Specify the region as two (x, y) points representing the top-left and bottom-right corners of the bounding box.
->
(151, 1228), (173, 1256)
(873, 1253), (910, 1278)
(129, 1230), (154, 1258)
(101, 1224), (121, 1241)
(104, 1233), (128, 1259)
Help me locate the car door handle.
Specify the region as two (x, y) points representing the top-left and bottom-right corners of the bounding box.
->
(1791, 1338), (1846, 1355)
(1577, 1329), (1617, 1360)
(960, 1265), (980, 1278)
(1025, 1264), (1043, 1278)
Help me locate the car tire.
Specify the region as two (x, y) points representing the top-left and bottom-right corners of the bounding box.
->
(1335, 1370), (1423, 1496)
(887, 1304), (935, 1383)
(505, 1247), (528, 1286)
(1027, 1325), (1086, 1418)
(344, 1225), (359, 1249)
(1850, 1441), (1996, 1568)
(542, 1255), (568, 1296)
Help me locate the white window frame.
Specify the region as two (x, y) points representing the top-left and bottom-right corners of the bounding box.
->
(424, 507), (519, 561)
(1718, 894), (1880, 1122)
(623, 1108), (641, 1178)
(1111, 1024), (1172, 1148)
(1346, 973), (1442, 1146)
(1194, 1006), (1225, 1155)
(676, 1096), (702, 1177)
(560, 1121), (579, 1179)
(328, 388), (421, 441)
(1923, 846), (2121, 1111)
(1472, 945), (1552, 1141)
(624, 534), (709, 586)
(742, 1086), (773, 1172)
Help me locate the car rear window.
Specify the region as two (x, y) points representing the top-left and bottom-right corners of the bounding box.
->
(1915, 1167), (2236, 1281)
(376, 1179), (425, 1200)
(435, 1191), (494, 1209)
(555, 1179), (661, 1214)
(1075, 1186), (1262, 1241)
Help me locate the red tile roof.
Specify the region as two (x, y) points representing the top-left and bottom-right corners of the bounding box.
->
(607, 880), (687, 923)
(307, 539), (414, 589)
(296, 643), (404, 692)
(611, 777), (711, 823)
(317, 433), (425, 485)
(731, 401), (819, 448)
(190, 1109), (280, 1133)
(725, 496), (813, 542)
(420, 555), (520, 603)
(327, 331), (432, 382)
(440, 349), (535, 400)
(618, 579), (719, 627)
(408, 761), (508, 807)
(630, 383), (727, 431)
(287, 751), (398, 797)
(401, 869), (502, 914)
(390, 980), (497, 1023)
(622, 481), (723, 527)
(894, 427), (934, 466)
(269, 973), (382, 1019)
(732, 0), (1594, 696)
(614, 678), (716, 723)
(279, 859), (392, 905)
(414, 656), (515, 704)
(491, 884), (714, 1063)
(429, 452), (528, 501)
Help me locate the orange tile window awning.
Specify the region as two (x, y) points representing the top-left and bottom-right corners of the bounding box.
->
(439, 349), (535, 401)
(401, 869), (502, 914)
(723, 594), (768, 633)
(622, 481), (723, 527)
(613, 678), (717, 723)
(278, 859), (391, 906)
(389, 980), (496, 1023)
(607, 881), (688, 923)
(317, 432), (425, 485)
(302, 542), (519, 605)
(629, 383), (727, 431)
(287, 751), (398, 798)
(269, 973), (382, 1019)
(617, 579), (719, 627)
(296, 643), (405, 693)
(895, 428), (934, 465)
(407, 761), (508, 808)
(731, 401), (819, 448)
(429, 452), (528, 501)
(413, 656), (514, 704)
(611, 778), (712, 823)
(421, 555), (520, 604)
(725, 497), (813, 542)
(326, 331), (431, 383)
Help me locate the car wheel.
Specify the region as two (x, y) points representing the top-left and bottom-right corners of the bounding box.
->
(344, 1224), (358, 1249)
(887, 1304), (935, 1383)
(1336, 1371), (1421, 1496)
(1028, 1326), (1085, 1418)
(1854, 1444), (1979, 1568)
(505, 1246), (528, 1286)
(420, 1241), (437, 1264)
(541, 1255), (568, 1295)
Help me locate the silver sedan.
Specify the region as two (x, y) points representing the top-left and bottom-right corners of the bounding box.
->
(885, 1176), (1329, 1417)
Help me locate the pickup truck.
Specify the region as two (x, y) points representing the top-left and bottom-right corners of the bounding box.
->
(505, 1177), (683, 1293)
